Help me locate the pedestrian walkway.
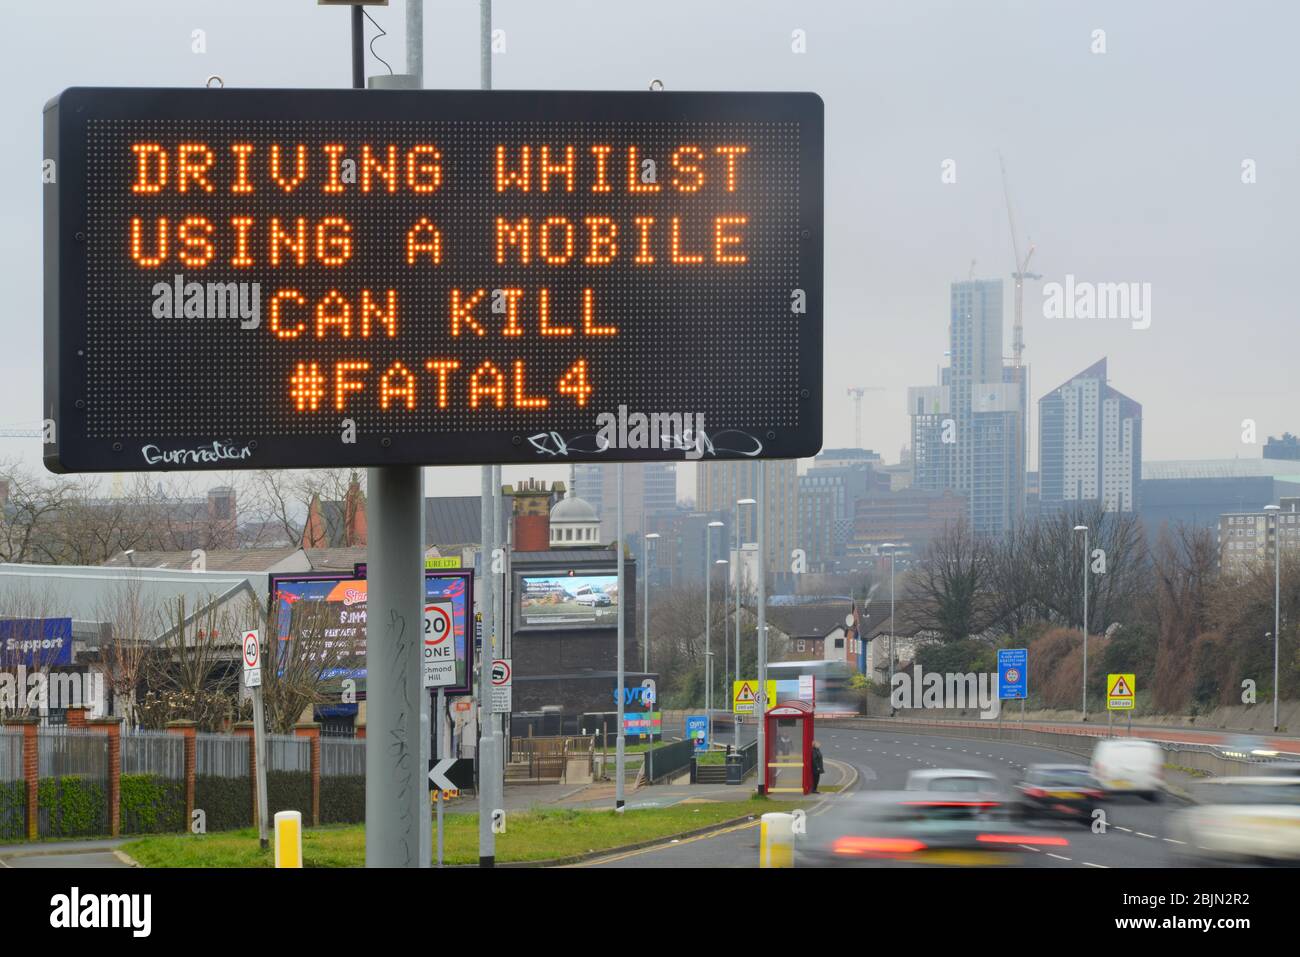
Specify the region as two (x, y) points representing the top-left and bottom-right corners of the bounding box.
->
(0, 838), (131, 869)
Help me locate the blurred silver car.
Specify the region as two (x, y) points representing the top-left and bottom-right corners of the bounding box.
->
(1169, 777), (1300, 865)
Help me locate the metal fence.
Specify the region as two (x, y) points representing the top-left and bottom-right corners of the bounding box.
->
(267, 734), (310, 773)
(644, 737), (694, 785)
(122, 730), (184, 779)
(37, 728), (108, 782)
(321, 737), (365, 778)
(196, 732), (249, 778)
(0, 729), (22, 782)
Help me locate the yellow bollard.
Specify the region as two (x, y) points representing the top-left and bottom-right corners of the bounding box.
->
(274, 810), (302, 868)
(759, 812), (795, 868)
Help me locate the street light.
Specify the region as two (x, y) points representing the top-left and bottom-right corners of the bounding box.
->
(735, 498), (757, 705)
(643, 532), (660, 674)
(717, 557), (730, 724)
(706, 520), (725, 715)
(1264, 505), (1281, 732)
(1074, 524), (1089, 720)
(881, 543), (897, 712)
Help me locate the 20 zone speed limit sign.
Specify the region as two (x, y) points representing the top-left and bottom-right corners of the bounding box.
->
(423, 601), (455, 688)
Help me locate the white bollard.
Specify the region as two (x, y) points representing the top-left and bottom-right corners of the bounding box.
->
(274, 810), (302, 868)
(759, 812), (796, 868)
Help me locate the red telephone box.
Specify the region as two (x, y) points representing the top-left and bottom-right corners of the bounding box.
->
(764, 699), (814, 794)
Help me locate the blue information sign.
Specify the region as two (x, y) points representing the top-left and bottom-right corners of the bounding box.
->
(998, 648), (1028, 700)
(686, 714), (710, 752)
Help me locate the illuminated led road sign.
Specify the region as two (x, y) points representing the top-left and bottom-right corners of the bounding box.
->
(43, 87), (823, 472)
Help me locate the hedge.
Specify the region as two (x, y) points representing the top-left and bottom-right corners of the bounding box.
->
(38, 776), (106, 838)
(267, 771), (311, 820)
(320, 775), (365, 824)
(0, 780), (25, 840)
(121, 773), (186, 835)
(194, 774), (252, 832)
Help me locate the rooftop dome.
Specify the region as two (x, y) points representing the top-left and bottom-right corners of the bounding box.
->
(550, 494), (597, 523)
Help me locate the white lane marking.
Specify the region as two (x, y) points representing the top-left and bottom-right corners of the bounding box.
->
(1047, 853), (1072, 861)
(1163, 838), (1187, 845)
(1116, 826), (1132, 833)
(1136, 832), (1157, 839)
(1018, 844), (1041, 852)
(1082, 861), (1108, 868)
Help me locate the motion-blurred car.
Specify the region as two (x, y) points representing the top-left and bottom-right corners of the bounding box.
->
(1092, 738), (1164, 801)
(798, 791), (1068, 868)
(1169, 777), (1300, 865)
(905, 769), (1002, 794)
(1014, 764), (1105, 823)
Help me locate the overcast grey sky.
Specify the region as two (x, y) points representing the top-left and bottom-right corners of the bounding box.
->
(4, 0), (1296, 499)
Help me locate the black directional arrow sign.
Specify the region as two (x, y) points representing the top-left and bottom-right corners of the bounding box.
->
(428, 758), (475, 792)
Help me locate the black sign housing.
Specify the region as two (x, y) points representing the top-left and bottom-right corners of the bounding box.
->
(43, 87), (823, 472)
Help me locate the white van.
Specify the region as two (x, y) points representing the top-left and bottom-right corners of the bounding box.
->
(1091, 739), (1164, 801)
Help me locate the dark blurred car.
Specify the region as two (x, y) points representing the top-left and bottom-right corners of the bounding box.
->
(798, 791), (1069, 868)
(1014, 764), (1105, 824)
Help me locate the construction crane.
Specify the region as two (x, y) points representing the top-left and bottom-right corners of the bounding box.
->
(846, 386), (885, 450)
(998, 153), (1040, 530)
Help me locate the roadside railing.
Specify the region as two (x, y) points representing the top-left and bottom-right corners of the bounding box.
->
(835, 716), (1295, 778)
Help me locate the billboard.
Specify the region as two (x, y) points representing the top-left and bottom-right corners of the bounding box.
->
(517, 572), (619, 630)
(269, 569), (473, 695)
(0, 618), (74, 668)
(44, 87), (823, 473)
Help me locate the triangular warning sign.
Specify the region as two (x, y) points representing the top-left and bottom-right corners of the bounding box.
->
(1109, 676), (1133, 697)
(736, 682), (756, 702)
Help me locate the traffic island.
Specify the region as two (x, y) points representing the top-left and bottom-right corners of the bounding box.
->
(118, 801), (767, 867)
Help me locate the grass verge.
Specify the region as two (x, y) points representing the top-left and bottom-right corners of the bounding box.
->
(120, 801), (764, 868)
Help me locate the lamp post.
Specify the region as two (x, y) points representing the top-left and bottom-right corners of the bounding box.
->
(718, 557), (730, 719)
(1264, 504), (1281, 732)
(705, 520), (725, 715)
(1074, 524), (1089, 720)
(643, 532), (659, 674)
(881, 543), (897, 711)
(735, 498), (756, 697)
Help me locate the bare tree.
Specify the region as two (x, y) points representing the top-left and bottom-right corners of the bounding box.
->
(138, 594), (240, 731)
(1149, 523), (1219, 712)
(94, 573), (155, 728)
(246, 593), (355, 734)
(903, 519), (998, 644)
(1028, 503), (1147, 635)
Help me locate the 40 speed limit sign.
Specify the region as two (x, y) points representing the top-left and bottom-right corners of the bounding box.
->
(423, 601), (456, 688)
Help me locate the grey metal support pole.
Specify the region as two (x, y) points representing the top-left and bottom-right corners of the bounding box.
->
(252, 683), (269, 850)
(351, 5), (365, 89)
(477, 466), (496, 865)
(1082, 528), (1089, 721)
(435, 686), (444, 866)
(889, 554), (895, 708)
(406, 0), (423, 84)
(480, 0), (492, 90)
(616, 464), (626, 810)
(1274, 511), (1282, 733)
(492, 464), (503, 800)
(475, 0), (497, 867)
(354, 2), (426, 864)
(365, 466), (425, 867)
(643, 542), (650, 674)
(756, 463), (767, 795)
(705, 529), (712, 715)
